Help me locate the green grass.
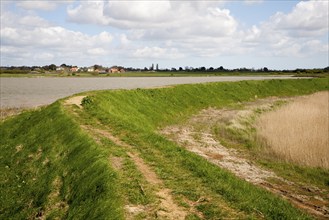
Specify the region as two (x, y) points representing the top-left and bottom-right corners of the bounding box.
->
(79, 78), (327, 219)
(0, 103), (123, 219)
(1, 78), (327, 219)
(82, 79), (328, 131)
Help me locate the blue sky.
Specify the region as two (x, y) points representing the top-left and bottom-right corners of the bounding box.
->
(1, 0), (328, 70)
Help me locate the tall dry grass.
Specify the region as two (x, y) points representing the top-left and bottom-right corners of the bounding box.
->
(256, 91), (329, 169)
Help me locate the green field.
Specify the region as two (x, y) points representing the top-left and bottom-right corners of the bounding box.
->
(1, 78), (328, 219)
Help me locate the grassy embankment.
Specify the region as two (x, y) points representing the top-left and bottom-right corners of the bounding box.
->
(1, 78), (328, 219)
(0, 104), (123, 219)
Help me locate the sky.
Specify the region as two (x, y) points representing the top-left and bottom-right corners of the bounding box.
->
(0, 0), (328, 70)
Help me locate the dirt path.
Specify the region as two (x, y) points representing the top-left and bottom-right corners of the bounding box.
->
(64, 95), (86, 108)
(163, 126), (276, 184)
(161, 97), (329, 219)
(82, 125), (187, 219)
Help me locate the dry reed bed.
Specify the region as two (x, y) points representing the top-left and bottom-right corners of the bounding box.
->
(256, 91), (329, 169)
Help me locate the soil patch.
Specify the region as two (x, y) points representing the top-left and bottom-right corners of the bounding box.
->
(64, 96), (86, 108)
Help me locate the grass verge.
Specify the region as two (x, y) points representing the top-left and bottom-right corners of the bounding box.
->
(0, 103), (123, 219)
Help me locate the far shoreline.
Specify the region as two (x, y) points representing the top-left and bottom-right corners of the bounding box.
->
(0, 76), (314, 109)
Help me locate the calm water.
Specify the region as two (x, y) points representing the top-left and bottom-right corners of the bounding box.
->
(0, 76), (296, 108)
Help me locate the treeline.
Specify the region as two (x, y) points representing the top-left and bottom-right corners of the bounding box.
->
(117, 66), (329, 74)
(1, 65), (328, 74)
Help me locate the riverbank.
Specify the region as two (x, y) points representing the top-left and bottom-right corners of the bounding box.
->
(1, 78), (328, 219)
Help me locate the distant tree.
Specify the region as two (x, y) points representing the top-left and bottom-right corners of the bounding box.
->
(144, 67), (148, 71)
(179, 67), (183, 71)
(31, 66), (41, 71)
(171, 67), (177, 71)
(43, 65), (50, 71)
(94, 64), (102, 70)
(263, 67), (269, 72)
(49, 64), (57, 71)
(219, 66), (224, 71)
(208, 67), (214, 71)
(21, 66), (31, 71)
(60, 63), (67, 68)
(200, 67), (206, 71)
(239, 67), (249, 72)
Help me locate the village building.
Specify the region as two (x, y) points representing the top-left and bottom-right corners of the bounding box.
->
(70, 66), (79, 72)
(110, 66), (125, 73)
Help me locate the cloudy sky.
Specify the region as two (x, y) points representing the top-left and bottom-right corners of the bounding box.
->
(1, 0), (328, 70)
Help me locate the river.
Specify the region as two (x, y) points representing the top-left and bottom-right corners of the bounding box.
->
(0, 76), (298, 108)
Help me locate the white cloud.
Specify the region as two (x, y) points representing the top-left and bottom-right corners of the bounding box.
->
(67, 1), (110, 25)
(0, 11), (115, 66)
(0, 10), (51, 30)
(133, 46), (184, 59)
(16, 1), (58, 11)
(244, 0), (263, 5)
(268, 0), (329, 36)
(66, 0), (239, 58)
(93, 31), (113, 44)
(18, 15), (52, 28)
(33, 52), (55, 61)
(119, 34), (131, 48)
(68, 1), (238, 37)
(16, 0), (74, 11)
(1, 0), (328, 69)
(243, 0), (329, 57)
(1, 25), (113, 50)
(88, 48), (108, 56)
(104, 1), (172, 22)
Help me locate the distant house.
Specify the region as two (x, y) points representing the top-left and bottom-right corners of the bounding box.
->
(110, 66), (125, 73)
(70, 66), (79, 72)
(87, 67), (94, 72)
(56, 67), (64, 71)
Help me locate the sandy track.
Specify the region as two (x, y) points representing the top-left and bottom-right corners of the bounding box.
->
(64, 96), (86, 108)
(82, 125), (187, 220)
